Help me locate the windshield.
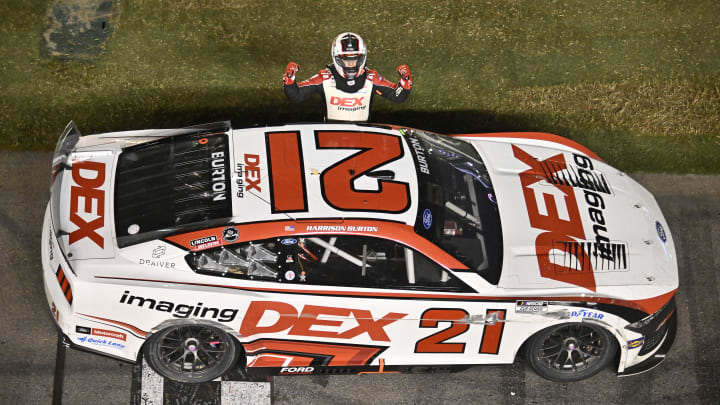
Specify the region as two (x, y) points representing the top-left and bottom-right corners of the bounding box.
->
(403, 129), (503, 284)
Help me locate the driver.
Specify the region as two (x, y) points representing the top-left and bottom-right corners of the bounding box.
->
(283, 32), (412, 122)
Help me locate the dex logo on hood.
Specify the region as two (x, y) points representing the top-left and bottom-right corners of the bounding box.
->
(513, 146), (596, 291)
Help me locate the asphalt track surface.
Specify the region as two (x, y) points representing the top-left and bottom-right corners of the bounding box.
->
(1, 151), (718, 404)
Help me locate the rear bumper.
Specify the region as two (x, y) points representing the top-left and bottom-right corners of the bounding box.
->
(618, 306), (677, 376)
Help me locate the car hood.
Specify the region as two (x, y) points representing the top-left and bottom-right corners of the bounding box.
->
(461, 137), (678, 294)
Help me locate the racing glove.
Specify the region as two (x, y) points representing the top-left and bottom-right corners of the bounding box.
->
(396, 65), (412, 90)
(283, 62), (300, 85)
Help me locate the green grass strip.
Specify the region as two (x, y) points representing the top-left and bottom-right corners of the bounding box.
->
(1, 0), (718, 173)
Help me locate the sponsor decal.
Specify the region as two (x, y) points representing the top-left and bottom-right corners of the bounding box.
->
(284, 270), (296, 281)
(151, 245), (166, 258)
(570, 309), (604, 320)
(422, 209), (433, 230)
(119, 291), (238, 322)
(210, 151), (228, 201)
(305, 225), (379, 232)
(69, 160), (106, 248)
(244, 154), (262, 193)
(222, 226), (239, 243)
(330, 96), (365, 107)
(627, 337), (644, 349)
(48, 229), (54, 261)
(51, 301), (60, 322)
(240, 301), (407, 342)
(92, 328), (127, 341)
(330, 96), (368, 112)
(280, 366), (314, 375)
(407, 135), (430, 175)
(189, 235), (219, 250)
(76, 326), (91, 334)
(235, 154), (261, 198)
(245, 339), (384, 368)
(138, 258), (176, 269)
(235, 162), (245, 198)
(515, 300), (548, 313)
(280, 238), (297, 245)
(76, 336), (125, 351)
(656, 221), (667, 243)
(513, 146), (596, 291)
(284, 225), (295, 232)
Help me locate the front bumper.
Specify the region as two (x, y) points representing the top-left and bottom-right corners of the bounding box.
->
(619, 302), (677, 376)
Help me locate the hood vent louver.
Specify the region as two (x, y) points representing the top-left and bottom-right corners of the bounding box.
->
(553, 241), (628, 272)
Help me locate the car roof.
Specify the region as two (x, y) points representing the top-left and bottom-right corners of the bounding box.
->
(227, 123), (420, 227)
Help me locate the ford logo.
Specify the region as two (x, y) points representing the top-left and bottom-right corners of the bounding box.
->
(281, 238), (297, 245)
(656, 221), (667, 243)
(422, 209), (433, 230)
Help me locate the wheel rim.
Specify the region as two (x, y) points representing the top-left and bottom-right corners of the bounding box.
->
(153, 325), (233, 378)
(537, 324), (608, 374)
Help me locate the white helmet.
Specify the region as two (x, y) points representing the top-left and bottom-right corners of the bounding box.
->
(331, 32), (367, 79)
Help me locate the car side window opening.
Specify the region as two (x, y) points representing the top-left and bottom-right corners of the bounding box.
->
(186, 235), (471, 292)
(405, 129), (504, 285)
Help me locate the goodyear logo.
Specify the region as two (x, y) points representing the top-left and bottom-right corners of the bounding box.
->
(628, 337), (644, 349)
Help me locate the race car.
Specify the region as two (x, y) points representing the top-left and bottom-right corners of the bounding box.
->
(42, 121), (678, 383)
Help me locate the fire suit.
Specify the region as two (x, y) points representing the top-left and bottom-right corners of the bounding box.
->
(284, 65), (411, 122)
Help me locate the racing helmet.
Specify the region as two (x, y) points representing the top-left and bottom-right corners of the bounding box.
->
(331, 32), (367, 79)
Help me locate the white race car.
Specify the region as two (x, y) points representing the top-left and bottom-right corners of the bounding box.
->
(43, 121), (678, 383)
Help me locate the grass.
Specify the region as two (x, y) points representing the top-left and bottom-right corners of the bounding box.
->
(0, 0), (719, 173)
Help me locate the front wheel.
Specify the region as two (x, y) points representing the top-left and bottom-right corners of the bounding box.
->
(144, 323), (239, 383)
(525, 322), (617, 382)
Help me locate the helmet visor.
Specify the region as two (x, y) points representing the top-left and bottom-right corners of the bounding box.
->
(334, 54), (365, 74)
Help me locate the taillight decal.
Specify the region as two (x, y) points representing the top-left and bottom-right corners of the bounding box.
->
(56, 265), (73, 305)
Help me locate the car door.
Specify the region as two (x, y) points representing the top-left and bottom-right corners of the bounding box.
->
(237, 234), (516, 371)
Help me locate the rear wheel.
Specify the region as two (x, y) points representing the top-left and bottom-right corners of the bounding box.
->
(144, 323), (239, 383)
(526, 322), (617, 382)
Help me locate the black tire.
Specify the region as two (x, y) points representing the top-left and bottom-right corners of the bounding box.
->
(525, 322), (617, 382)
(144, 323), (239, 383)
